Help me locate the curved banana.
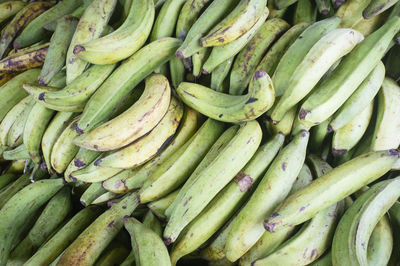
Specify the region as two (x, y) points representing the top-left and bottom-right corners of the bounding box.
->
(192, 47), (210, 77)
(329, 61), (385, 132)
(69, 159), (122, 183)
(201, 9), (269, 74)
(75, 0), (154, 64)
(225, 130), (309, 262)
(94, 241), (130, 266)
(210, 56), (234, 92)
(272, 16), (340, 96)
(271, 28), (364, 123)
(367, 215), (393, 266)
(371, 77), (400, 151)
(150, 0), (185, 42)
(177, 70), (274, 123)
(298, 16), (400, 130)
(363, 0), (399, 19)
(2, 144), (29, 161)
(229, 18), (290, 95)
(147, 190), (179, 220)
(164, 121), (262, 244)
(265, 105), (297, 136)
(315, 0), (331, 15)
(0, 1), (26, 23)
(64, 148), (100, 182)
(293, 0), (317, 24)
(74, 73), (171, 151)
(263, 150), (399, 233)
(0, 178), (64, 265)
(199, 0), (266, 47)
(80, 182), (106, 206)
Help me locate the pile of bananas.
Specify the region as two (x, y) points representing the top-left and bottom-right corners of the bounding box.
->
(1, 0), (400, 265)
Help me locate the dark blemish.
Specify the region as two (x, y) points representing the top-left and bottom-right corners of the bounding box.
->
(221, 26), (231, 34)
(80, 200), (87, 207)
(281, 162), (287, 171)
(245, 97), (258, 104)
(389, 149), (399, 157)
(264, 221), (276, 232)
(38, 93), (45, 101)
(303, 248), (308, 258)
(332, 148), (347, 157)
(40, 162), (47, 171)
(157, 134), (175, 154)
(299, 109), (310, 120)
(108, 221), (115, 227)
(300, 206), (306, 212)
(164, 238), (172, 246)
(94, 145), (99, 150)
(321, 9), (329, 15)
(74, 159), (86, 167)
(183, 90), (197, 98)
(254, 70), (266, 80)
(298, 36), (303, 39)
(38, 78), (46, 85)
(183, 196), (192, 206)
(269, 213), (279, 218)
(234, 172), (254, 192)
(219, 114), (223, 118)
(310, 249), (318, 259)
(73, 45), (85, 55)
(301, 130), (309, 137)
(279, 131), (285, 136)
(190, 233), (194, 237)
(176, 50), (184, 59)
(75, 123), (84, 134)
(123, 215), (130, 223)
(218, 37), (224, 43)
(202, 69), (209, 75)
(94, 158), (102, 166)
(327, 124), (333, 133)
(69, 174), (77, 182)
(122, 205), (127, 209)
(183, 208), (189, 217)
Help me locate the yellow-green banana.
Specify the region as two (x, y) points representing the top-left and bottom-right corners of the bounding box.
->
(210, 56), (234, 92)
(363, 0), (399, 19)
(147, 190), (179, 220)
(0, 1), (26, 24)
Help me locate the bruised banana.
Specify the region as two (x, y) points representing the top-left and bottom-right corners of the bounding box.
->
(64, 147), (100, 182)
(177, 70), (274, 123)
(363, 0), (399, 19)
(75, 0), (154, 64)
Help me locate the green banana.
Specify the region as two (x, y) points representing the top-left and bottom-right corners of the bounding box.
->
(199, 0), (266, 47)
(271, 28), (364, 123)
(64, 148), (100, 182)
(0, 173), (17, 191)
(268, 0), (287, 18)
(142, 210), (163, 237)
(210, 56), (234, 92)
(192, 47), (210, 77)
(371, 77), (400, 151)
(75, 38), (181, 133)
(91, 191), (120, 205)
(57, 192), (139, 266)
(274, 0), (299, 10)
(124, 216), (171, 266)
(335, 0), (370, 27)
(293, 0), (317, 24)
(353, 12), (387, 37)
(170, 133), (285, 265)
(80, 182), (107, 206)
(309, 117), (332, 154)
(224, 130), (309, 262)
(265, 105), (297, 136)
(95, 241), (130, 266)
(147, 190), (179, 220)
(366, 215), (393, 266)
(69, 158), (122, 183)
(164, 121), (262, 244)
(229, 18), (290, 95)
(177, 70), (274, 123)
(309, 251), (332, 266)
(329, 61), (385, 132)
(0, 1), (26, 24)
(297, 15), (400, 130)
(202, 9), (269, 74)
(74, 0), (155, 64)
(363, 0), (399, 19)
(66, 0), (117, 84)
(0, 178), (64, 265)
(385, 44), (400, 82)
(170, 56), (185, 88)
(315, 0), (332, 15)
(263, 150), (399, 233)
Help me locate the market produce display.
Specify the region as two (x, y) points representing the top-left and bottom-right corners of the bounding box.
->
(0, 0), (400, 265)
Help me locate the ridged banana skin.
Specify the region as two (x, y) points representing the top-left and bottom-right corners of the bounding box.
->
(64, 148), (100, 182)
(366, 215), (393, 266)
(75, 0), (155, 64)
(229, 18), (290, 95)
(74, 74), (171, 151)
(57, 193), (139, 266)
(224, 131), (309, 262)
(293, 0), (317, 24)
(272, 16), (340, 97)
(170, 134), (285, 265)
(139, 118), (225, 203)
(199, 0), (266, 47)
(25, 64), (116, 111)
(0, 1), (53, 58)
(298, 16), (400, 130)
(90, 191), (119, 205)
(202, 9), (269, 74)
(240, 163), (314, 265)
(147, 190), (179, 220)
(175, 0), (237, 58)
(76, 38), (181, 134)
(66, 0), (117, 83)
(177, 70), (274, 123)
(371, 77), (400, 151)
(271, 28), (364, 123)
(103, 107), (199, 193)
(38, 15), (79, 85)
(263, 150), (400, 233)
(257, 22), (310, 77)
(0, 178), (64, 265)
(363, 0), (399, 19)
(335, 0), (370, 28)
(124, 217), (171, 266)
(329, 61), (385, 132)
(0, 1), (26, 23)
(211, 56), (234, 92)
(164, 121), (262, 244)
(93, 97), (183, 169)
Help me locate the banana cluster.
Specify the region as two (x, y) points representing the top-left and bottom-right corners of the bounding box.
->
(0, 0), (400, 265)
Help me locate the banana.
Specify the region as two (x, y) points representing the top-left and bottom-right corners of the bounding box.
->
(102, 107), (198, 193)
(75, 38), (181, 133)
(4, 159), (26, 175)
(0, 1), (52, 58)
(0, 72), (16, 87)
(147, 190), (179, 220)
(363, 0), (399, 19)
(50, 116), (80, 174)
(0, 173), (17, 191)
(57, 192), (139, 266)
(332, 101), (373, 157)
(271, 28), (364, 123)
(329, 61), (385, 132)
(199, 0), (266, 47)
(175, 0), (238, 58)
(309, 251), (332, 266)
(80, 182), (107, 206)
(201, 9), (269, 74)
(0, 178), (63, 265)
(210, 56), (234, 92)
(124, 216), (171, 266)
(371, 77), (400, 151)
(192, 47), (210, 77)
(265, 105), (297, 136)
(38, 15), (79, 85)
(164, 121), (262, 244)
(143, 210), (163, 237)
(66, 0), (117, 84)
(0, 1), (26, 23)
(229, 18), (290, 95)
(315, 0), (332, 15)
(74, 73), (171, 151)
(150, 0), (185, 42)
(335, 0), (372, 28)
(170, 133), (285, 265)
(388, 202), (400, 265)
(272, 17), (340, 97)
(263, 150), (400, 233)
(94, 241), (130, 266)
(90, 96), (183, 169)
(74, 0), (154, 64)
(224, 130), (309, 262)
(139, 118), (225, 203)
(69, 158), (122, 183)
(41, 111), (77, 173)
(64, 148), (100, 182)
(385, 43), (400, 82)
(177, 70), (274, 123)
(8, 187), (72, 265)
(91, 191), (120, 205)
(268, 0), (287, 17)
(25, 64), (116, 112)
(170, 56), (185, 88)
(353, 12), (387, 37)
(293, 0), (317, 24)
(274, 0), (299, 9)
(367, 215), (393, 266)
(297, 16), (400, 130)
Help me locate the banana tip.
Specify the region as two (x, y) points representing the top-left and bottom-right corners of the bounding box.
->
(39, 162), (47, 171)
(164, 237), (172, 246)
(264, 221), (275, 232)
(175, 50), (185, 59)
(320, 9), (329, 15)
(254, 70), (267, 80)
(332, 148), (347, 157)
(202, 69), (209, 75)
(38, 78), (47, 86)
(327, 124), (333, 133)
(80, 200), (87, 207)
(73, 45), (85, 55)
(389, 149), (400, 157)
(13, 41), (21, 50)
